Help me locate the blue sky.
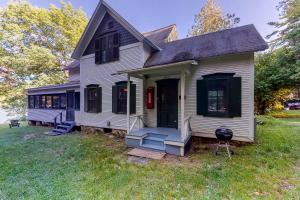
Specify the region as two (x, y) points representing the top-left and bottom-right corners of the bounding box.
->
(1, 0), (280, 39)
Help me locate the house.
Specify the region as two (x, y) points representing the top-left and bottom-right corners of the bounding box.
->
(27, 0), (268, 156)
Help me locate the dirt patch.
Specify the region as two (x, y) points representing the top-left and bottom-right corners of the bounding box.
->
(23, 134), (36, 140)
(279, 179), (294, 190)
(161, 154), (201, 167)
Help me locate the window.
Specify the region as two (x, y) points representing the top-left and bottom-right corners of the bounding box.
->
(46, 96), (52, 109)
(40, 96), (46, 109)
(112, 82), (136, 114)
(60, 94), (67, 109)
(28, 96), (34, 109)
(197, 73), (241, 118)
(75, 92), (80, 110)
(52, 95), (60, 109)
(84, 85), (102, 113)
(34, 96), (39, 109)
(95, 32), (119, 64)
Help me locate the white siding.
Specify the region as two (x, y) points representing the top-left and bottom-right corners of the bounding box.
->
(27, 109), (66, 123)
(68, 68), (80, 82)
(142, 53), (255, 142)
(185, 53), (255, 142)
(79, 42), (144, 129)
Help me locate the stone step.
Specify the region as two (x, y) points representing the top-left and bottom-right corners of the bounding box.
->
(128, 148), (166, 160)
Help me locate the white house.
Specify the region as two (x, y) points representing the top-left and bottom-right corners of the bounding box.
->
(27, 0), (268, 156)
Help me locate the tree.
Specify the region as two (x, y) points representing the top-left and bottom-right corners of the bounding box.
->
(0, 1), (88, 116)
(188, 0), (240, 37)
(255, 48), (299, 114)
(268, 0), (300, 57)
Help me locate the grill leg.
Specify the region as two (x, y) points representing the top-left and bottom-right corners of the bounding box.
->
(215, 141), (221, 155)
(225, 142), (231, 159)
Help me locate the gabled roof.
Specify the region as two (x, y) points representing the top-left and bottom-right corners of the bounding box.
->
(72, 0), (160, 59)
(144, 24), (268, 67)
(143, 24), (177, 47)
(63, 60), (80, 70)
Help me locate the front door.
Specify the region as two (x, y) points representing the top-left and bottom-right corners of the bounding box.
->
(157, 79), (179, 129)
(66, 90), (75, 121)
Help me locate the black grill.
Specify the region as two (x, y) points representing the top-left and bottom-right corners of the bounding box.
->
(215, 126), (234, 158)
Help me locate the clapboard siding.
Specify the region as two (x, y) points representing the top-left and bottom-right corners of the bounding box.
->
(68, 68), (80, 82)
(27, 109), (66, 123)
(83, 13), (139, 56)
(80, 42), (144, 129)
(185, 53), (255, 141)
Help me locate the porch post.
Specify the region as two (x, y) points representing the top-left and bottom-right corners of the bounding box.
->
(127, 74), (131, 135)
(180, 71), (186, 140)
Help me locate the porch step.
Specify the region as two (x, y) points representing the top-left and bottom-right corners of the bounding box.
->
(128, 148), (166, 160)
(140, 143), (165, 151)
(143, 138), (164, 147)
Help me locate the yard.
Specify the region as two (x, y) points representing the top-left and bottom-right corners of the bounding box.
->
(0, 117), (299, 199)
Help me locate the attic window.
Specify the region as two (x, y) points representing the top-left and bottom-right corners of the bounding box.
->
(95, 32), (120, 64)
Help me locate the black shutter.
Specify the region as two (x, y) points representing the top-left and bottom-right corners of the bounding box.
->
(130, 84), (136, 114)
(197, 80), (208, 115)
(95, 38), (102, 64)
(113, 32), (120, 60)
(229, 77), (242, 117)
(84, 88), (88, 112)
(112, 85), (118, 113)
(96, 87), (102, 113)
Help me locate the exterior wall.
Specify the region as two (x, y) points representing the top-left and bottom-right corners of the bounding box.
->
(80, 42), (145, 130)
(68, 68), (80, 82)
(83, 13), (139, 56)
(143, 53), (255, 142)
(186, 53), (255, 142)
(27, 87), (80, 124)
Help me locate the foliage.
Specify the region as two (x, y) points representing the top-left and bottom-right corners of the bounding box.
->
(0, 120), (299, 199)
(268, 0), (300, 57)
(0, 1), (87, 116)
(188, 0), (240, 36)
(270, 110), (300, 118)
(255, 48), (299, 114)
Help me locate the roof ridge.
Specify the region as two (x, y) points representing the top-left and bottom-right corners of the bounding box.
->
(143, 24), (176, 35)
(164, 24), (255, 45)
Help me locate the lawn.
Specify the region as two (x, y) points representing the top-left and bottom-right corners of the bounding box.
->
(0, 118), (299, 199)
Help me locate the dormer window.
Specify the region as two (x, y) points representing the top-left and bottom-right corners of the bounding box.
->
(95, 32), (120, 64)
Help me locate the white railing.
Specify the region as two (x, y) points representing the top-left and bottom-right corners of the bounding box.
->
(183, 115), (192, 140)
(129, 114), (146, 134)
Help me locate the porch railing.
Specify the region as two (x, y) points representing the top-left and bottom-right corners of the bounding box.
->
(53, 112), (63, 128)
(129, 114), (146, 134)
(183, 115), (192, 140)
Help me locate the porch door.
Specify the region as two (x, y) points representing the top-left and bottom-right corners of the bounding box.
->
(157, 79), (179, 129)
(66, 90), (75, 121)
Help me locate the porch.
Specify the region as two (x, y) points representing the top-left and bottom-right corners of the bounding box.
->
(117, 60), (197, 156)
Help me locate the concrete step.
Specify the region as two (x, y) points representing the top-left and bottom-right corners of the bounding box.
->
(128, 148), (166, 160)
(57, 125), (70, 130)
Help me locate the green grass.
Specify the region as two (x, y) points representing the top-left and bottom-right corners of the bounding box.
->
(0, 119), (299, 199)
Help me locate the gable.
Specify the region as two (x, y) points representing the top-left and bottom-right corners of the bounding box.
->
(83, 13), (139, 56)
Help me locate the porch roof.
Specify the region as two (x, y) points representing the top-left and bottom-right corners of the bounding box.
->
(113, 60), (197, 78)
(27, 81), (80, 93)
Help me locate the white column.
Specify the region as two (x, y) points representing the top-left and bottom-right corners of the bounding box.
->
(127, 74), (131, 135)
(180, 71), (186, 140)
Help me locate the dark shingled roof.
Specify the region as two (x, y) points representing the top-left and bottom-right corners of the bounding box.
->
(144, 24), (268, 67)
(63, 60), (80, 70)
(143, 24), (176, 48)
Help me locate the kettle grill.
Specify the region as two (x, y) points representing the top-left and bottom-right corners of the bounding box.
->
(215, 126), (234, 158)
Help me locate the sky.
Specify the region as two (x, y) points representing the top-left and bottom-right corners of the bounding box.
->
(0, 0), (280, 39)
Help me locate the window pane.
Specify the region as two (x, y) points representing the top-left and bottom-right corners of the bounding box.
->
(52, 96), (60, 109)
(117, 85), (127, 113)
(75, 92), (80, 110)
(60, 94), (67, 109)
(34, 96), (39, 109)
(40, 96), (46, 108)
(29, 96), (34, 108)
(46, 96), (52, 109)
(88, 88), (97, 112)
